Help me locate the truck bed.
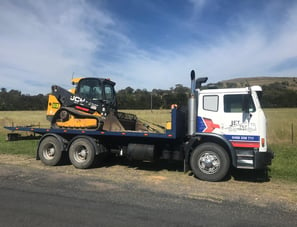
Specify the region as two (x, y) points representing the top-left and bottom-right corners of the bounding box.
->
(5, 108), (186, 140)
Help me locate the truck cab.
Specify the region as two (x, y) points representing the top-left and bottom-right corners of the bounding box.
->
(185, 71), (273, 181)
(194, 85), (272, 170)
(198, 86), (266, 149)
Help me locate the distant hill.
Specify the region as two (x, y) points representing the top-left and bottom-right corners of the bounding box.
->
(215, 77), (297, 90)
(209, 77), (297, 108)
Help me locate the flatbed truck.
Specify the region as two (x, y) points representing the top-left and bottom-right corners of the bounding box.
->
(4, 71), (273, 181)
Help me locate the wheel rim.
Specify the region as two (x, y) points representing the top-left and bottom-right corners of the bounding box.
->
(73, 145), (88, 163)
(43, 143), (56, 160)
(198, 152), (220, 174)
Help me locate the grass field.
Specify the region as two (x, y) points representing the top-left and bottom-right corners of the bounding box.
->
(265, 108), (297, 144)
(0, 109), (296, 182)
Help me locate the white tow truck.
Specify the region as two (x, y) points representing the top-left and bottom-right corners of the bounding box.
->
(5, 70), (273, 181)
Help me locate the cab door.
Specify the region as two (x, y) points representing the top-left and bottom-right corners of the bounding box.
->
(220, 93), (261, 149)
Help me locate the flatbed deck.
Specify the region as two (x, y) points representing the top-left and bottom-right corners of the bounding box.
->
(4, 108), (186, 140)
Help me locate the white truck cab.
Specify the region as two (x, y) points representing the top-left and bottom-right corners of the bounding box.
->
(198, 86), (266, 148)
(186, 71), (273, 181)
(187, 74), (273, 174)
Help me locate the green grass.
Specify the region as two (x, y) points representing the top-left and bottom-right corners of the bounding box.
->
(265, 108), (297, 144)
(269, 144), (297, 182)
(265, 109), (297, 182)
(0, 111), (48, 157)
(0, 137), (38, 157)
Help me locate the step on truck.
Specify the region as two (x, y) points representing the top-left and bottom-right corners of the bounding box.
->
(5, 70), (273, 181)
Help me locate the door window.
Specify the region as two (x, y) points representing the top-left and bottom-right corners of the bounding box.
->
(104, 84), (114, 101)
(224, 94), (255, 113)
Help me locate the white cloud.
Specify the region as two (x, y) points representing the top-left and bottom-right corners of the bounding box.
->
(0, 0), (114, 94)
(150, 1), (297, 84)
(0, 0), (296, 95)
(98, 1), (297, 90)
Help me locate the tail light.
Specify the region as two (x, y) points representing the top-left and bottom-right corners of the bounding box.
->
(261, 138), (265, 147)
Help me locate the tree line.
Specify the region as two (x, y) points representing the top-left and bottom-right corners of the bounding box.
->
(0, 88), (48, 110)
(0, 82), (296, 111)
(261, 82), (297, 108)
(0, 85), (190, 111)
(117, 84), (189, 109)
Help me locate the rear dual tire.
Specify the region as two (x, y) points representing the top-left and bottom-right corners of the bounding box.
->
(68, 137), (96, 169)
(38, 135), (64, 166)
(38, 135), (97, 169)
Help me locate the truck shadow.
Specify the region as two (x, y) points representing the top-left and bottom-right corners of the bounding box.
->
(230, 168), (271, 183)
(93, 156), (271, 183)
(97, 156), (184, 172)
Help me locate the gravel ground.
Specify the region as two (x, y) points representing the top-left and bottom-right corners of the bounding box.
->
(0, 153), (296, 212)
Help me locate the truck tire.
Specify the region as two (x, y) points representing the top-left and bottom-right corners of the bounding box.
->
(190, 143), (230, 182)
(38, 135), (63, 166)
(68, 137), (96, 169)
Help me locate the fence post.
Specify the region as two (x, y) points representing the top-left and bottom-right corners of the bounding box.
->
(292, 123), (294, 144)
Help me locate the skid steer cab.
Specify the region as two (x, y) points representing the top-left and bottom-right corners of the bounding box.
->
(46, 77), (118, 129)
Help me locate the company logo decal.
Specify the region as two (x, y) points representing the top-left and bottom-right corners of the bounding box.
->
(197, 117), (220, 133)
(70, 95), (86, 103)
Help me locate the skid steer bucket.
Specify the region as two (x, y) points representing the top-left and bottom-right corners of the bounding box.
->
(103, 112), (126, 131)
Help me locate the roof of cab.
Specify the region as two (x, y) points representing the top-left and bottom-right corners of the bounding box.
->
(200, 85), (262, 94)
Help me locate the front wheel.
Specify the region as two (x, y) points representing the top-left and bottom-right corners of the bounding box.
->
(190, 143), (230, 182)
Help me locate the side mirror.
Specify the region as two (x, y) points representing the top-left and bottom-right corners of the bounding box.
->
(242, 95), (251, 112)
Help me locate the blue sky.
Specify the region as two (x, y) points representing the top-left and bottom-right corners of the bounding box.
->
(1, 0), (297, 94)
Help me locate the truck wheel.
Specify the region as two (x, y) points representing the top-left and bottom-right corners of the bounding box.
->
(38, 135), (63, 166)
(69, 137), (96, 169)
(190, 143), (230, 182)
